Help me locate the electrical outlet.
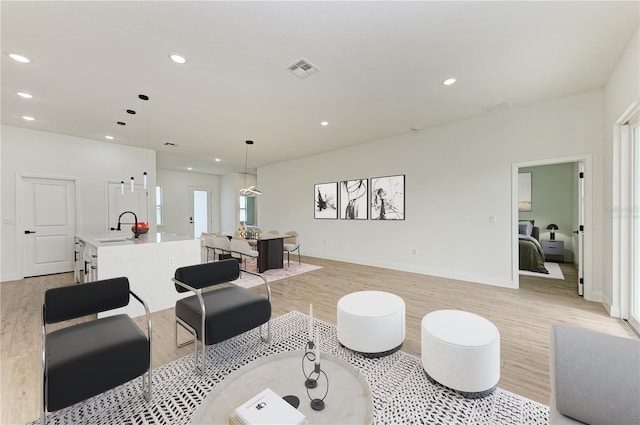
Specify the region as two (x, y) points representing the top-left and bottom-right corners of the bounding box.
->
(168, 257), (175, 266)
(411, 248), (417, 255)
(489, 215), (496, 224)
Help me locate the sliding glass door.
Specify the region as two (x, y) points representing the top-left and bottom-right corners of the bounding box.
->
(630, 121), (640, 334)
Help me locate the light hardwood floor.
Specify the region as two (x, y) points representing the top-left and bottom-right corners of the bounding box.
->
(1, 257), (634, 424)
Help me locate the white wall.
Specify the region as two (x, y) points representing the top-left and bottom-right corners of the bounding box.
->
(220, 173), (256, 235)
(1, 125), (156, 281)
(259, 90), (606, 294)
(156, 169), (220, 237)
(603, 27), (640, 316)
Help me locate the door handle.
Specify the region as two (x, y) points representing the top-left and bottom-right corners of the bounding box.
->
(24, 230), (36, 234)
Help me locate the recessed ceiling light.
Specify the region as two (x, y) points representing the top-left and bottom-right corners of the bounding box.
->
(442, 78), (456, 86)
(215, 158), (221, 162)
(187, 167), (193, 171)
(22, 115), (35, 121)
(320, 121), (329, 126)
(17, 91), (33, 99)
(169, 54), (186, 64)
(9, 53), (30, 63)
(105, 135), (114, 140)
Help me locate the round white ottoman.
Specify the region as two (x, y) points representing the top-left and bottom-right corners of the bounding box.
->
(421, 310), (500, 398)
(337, 291), (405, 356)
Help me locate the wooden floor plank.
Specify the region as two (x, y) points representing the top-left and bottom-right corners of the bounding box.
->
(0, 258), (633, 424)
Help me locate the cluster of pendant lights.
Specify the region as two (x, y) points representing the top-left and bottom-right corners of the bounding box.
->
(118, 94), (149, 195)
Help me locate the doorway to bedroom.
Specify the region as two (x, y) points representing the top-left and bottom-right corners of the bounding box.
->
(513, 156), (589, 297)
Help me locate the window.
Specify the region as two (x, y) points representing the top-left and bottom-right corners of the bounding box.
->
(239, 196), (255, 225)
(156, 186), (163, 225)
(239, 195), (247, 223)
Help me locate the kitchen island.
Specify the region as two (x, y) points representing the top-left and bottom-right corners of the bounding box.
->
(75, 232), (201, 318)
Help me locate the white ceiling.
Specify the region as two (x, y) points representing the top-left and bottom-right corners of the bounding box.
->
(2, 1), (638, 175)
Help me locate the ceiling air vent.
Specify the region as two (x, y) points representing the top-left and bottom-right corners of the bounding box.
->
(482, 99), (512, 113)
(288, 58), (319, 79)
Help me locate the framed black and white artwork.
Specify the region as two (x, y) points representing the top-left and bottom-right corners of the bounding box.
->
(340, 179), (368, 220)
(518, 172), (532, 212)
(314, 182), (338, 219)
(370, 175), (405, 220)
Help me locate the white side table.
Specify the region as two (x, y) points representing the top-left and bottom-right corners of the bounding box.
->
(421, 309), (500, 398)
(337, 291), (405, 356)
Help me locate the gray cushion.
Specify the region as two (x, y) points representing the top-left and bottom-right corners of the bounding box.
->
(518, 221), (533, 236)
(46, 314), (149, 411)
(553, 325), (640, 425)
(176, 286), (270, 345)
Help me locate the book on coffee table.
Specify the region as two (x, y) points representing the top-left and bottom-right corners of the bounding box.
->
(229, 388), (306, 425)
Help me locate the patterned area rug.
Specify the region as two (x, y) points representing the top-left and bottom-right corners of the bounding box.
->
(234, 259), (321, 289)
(35, 312), (549, 425)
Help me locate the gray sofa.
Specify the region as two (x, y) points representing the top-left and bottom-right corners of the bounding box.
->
(549, 324), (640, 425)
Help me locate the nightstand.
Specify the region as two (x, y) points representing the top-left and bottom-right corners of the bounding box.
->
(541, 240), (564, 262)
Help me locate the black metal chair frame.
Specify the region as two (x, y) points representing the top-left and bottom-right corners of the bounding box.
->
(172, 262), (271, 375)
(41, 278), (152, 425)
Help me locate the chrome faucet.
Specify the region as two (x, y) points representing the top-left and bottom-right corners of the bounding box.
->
(116, 211), (139, 238)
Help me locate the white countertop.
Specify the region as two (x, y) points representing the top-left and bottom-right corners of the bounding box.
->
(77, 232), (193, 248)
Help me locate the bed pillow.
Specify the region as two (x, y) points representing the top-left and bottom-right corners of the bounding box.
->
(518, 221), (533, 236)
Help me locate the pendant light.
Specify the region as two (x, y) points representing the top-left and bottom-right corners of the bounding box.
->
(139, 94), (149, 190)
(120, 95), (150, 194)
(239, 140), (262, 197)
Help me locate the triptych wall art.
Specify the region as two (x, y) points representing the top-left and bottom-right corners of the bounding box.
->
(314, 175), (405, 220)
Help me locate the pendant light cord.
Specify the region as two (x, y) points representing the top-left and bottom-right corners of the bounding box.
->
(244, 142), (249, 190)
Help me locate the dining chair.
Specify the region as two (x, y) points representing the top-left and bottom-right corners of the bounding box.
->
(201, 232), (217, 262)
(230, 237), (259, 271)
(213, 235), (232, 261)
(283, 230), (301, 266)
(247, 227), (261, 250)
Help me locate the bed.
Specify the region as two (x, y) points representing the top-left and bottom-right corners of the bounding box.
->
(518, 220), (549, 274)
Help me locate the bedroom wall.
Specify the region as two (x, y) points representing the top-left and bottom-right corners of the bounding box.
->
(1, 125), (156, 281)
(258, 90), (606, 296)
(519, 163), (576, 262)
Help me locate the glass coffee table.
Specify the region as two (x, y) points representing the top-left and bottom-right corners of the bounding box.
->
(190, 350), (373, 424)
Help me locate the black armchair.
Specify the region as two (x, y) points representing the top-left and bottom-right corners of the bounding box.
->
(173, 259), (271, 374)
(41, 277), (152, 424)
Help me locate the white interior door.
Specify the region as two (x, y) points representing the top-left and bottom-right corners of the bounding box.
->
(630, 120), (640, 333)
(22, 177), (76, 277)
(577, 162), (585, 296)
(189, 186), (211, 239)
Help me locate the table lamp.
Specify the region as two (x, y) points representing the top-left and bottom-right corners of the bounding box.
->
(547, 224), (559, 240)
